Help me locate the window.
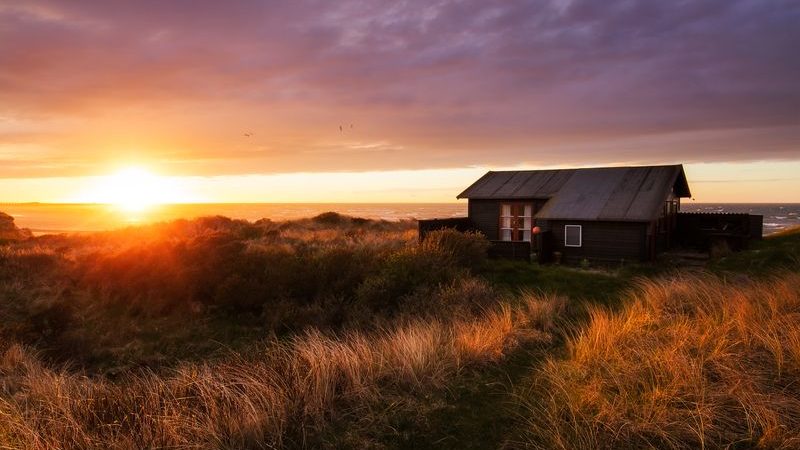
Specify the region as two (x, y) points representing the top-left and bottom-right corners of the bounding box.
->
(657, 196), (680, 233)
(500, 204), (513, 241)
(500, 203), (534, 242)
(564, 225), (582, 247)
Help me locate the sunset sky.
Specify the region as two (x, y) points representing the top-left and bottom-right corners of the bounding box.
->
(1, 0), (798, 203)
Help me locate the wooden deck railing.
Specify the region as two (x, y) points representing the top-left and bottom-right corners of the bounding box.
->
(676, 212), (763, 250)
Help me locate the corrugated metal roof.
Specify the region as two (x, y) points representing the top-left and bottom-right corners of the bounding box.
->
(457, 165), (691, 222)
(457, 169), (576, 199)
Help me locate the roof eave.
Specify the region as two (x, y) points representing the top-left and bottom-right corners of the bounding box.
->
(456, 171), (494, 199)
(674, 166), (692, 198)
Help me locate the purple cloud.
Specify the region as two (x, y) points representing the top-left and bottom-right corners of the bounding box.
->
(0, 0), (798, 177)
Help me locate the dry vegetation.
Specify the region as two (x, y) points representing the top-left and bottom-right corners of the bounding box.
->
(524, 273), (800, 449)
(0, 213), (492, 373)
(0, 292), (563, 449)
(0, 211), (563, 448)
(2, 212), (799, 449)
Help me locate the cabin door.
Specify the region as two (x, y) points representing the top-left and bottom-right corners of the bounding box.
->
(499, 203), (533, 242)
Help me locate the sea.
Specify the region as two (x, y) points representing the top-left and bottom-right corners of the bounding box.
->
(1, 203), (799, 236)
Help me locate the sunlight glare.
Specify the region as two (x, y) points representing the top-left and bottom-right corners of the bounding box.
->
(88, 167), (187, 212)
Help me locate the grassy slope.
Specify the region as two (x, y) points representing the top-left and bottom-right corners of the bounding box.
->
(346, 262), (638, 449)
(710, 226), (800, 275)
(2, 222), (797, 448)
(522, 274), (800, 448)
(386, 227), (800, 449)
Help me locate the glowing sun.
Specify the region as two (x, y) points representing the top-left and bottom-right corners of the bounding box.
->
(86, 167), (191, 212)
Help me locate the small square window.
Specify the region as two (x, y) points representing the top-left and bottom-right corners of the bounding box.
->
(565, 225), (582, 247)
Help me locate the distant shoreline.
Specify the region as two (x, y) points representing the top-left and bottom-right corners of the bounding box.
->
(2, 202), (799, 206)
(3, 202), (798, 236)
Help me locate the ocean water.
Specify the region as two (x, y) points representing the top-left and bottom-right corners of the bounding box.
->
(1, 203), (469, 235)
(2, 203), (798, 236)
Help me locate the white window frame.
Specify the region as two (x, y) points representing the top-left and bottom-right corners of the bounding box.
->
(521, 205), (533, 242)
(499, 204), (513, 241)
(564, 225), (582, 247)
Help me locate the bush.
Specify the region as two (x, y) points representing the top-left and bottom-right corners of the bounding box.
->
(69, 218), (487, 324)
(312, 211), (346, 225)
(0, 246), (63, 282)
(355, 245), (463, 315)
(401, 277), (498, 318)
(421, 229), (489, 271)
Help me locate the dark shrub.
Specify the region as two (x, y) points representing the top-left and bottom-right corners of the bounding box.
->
(76, 240), (189, 313)
(355, 245), (463, 315)
(302, 246), (378, 300)
(312, 212), (346, 225)
(0, 248), (63, 282)
(430, 277), (497, 315)
(421, 229), (489, 271)
(398, 277), (499, 319)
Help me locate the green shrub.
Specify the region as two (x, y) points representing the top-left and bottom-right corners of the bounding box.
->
(356, 245), (463, 315)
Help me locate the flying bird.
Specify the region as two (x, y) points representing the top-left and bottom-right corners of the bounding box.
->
(339, 125), (343, 133)
(243, 132), (253, 137)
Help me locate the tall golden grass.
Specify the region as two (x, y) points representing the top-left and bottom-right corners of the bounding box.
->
(0, 292), (561, 449)
(523, 273), (800, 449)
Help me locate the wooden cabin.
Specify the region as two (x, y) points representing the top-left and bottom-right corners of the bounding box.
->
(454, 165), (691, 263)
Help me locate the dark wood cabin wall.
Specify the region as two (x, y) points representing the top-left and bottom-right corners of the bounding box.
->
(468, 199), (501, 239)
(548, 220), (648, 263)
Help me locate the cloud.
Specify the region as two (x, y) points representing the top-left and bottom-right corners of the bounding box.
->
(0, 0), (798, 177)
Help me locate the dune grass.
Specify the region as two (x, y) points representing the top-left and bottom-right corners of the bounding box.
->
(0, 215), (490, 374)
(3, 213), (800, 448)
(710, 225), (800, 275)
(0, 292), (562, 449)
(522, 272), (800, 449)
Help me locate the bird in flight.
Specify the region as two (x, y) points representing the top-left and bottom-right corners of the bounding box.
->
(244, 132), (253, 137)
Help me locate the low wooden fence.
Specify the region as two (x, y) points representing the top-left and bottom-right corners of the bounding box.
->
(676, 212), (763, 251)
(418, 217), (534, 262)
(418, 217), (476, 240)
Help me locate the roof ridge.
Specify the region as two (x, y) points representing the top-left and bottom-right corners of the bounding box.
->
(485, 164), (682, 174)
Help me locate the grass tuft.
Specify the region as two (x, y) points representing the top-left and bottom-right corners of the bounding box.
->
(0, 295), (562, 449)
(522, 273), (800, 449)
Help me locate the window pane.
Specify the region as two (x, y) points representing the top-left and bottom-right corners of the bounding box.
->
(501, 204), (511, 216)
(522, 230), (531, 242)
(565, 225), (582, 247)
(523, 217), (532, 228)
(524, 204), (532, 217)
(501, 229), (512, 241)
(501, 217), (511, 228)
